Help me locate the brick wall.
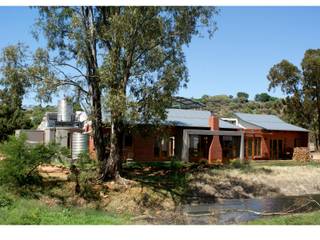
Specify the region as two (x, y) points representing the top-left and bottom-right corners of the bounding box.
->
(244, 130), (308, 160)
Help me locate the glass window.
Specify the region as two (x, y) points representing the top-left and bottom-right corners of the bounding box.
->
(189, 135), (200, 157)
(254, 138), (261, 156)
(154, 137), (169, 158)
(124, 134), (133, 147)
(161, 138), (168, 157)
(248, 138), (253, 157)
(154, 139), (160, 157)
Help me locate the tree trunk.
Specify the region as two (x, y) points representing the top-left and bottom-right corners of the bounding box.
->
(90, 80), (107, 168)
(316, 106), (320, 151)
(102, 117), (123, 180)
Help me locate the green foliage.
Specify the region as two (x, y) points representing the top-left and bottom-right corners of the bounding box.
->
(236, 92), (249, 102)
(0, 106), (32, 142)
(69, 153), (99, 200)
(267, 49), (320, 147)
(196, 93), (283, 118)
(0, 190), (14, 208)
(170, 157), (185, 170)
(229, 159), (244, 168)
(254, 92), (276, 102)
(0, 44), (33, 141)
(25, 105), (56, 128)
(0, 135), (67, 186)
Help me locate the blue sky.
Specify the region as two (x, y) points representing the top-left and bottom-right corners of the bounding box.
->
(0, 6), (319, 105)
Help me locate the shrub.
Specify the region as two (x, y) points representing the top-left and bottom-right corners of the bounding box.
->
(169, 156), (185, 170)
(229, 159), (251, 170)
(69, 153), (99, 200)
(0, 135), (67, 186)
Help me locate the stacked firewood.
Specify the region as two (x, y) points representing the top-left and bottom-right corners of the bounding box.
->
(292, 147), (312, 162)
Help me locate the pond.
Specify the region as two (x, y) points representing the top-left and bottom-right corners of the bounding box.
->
(183, 194), (320, 224)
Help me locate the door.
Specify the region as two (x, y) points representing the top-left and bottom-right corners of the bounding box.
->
(247, 137), (253, 160)
(270, 139), (283, 160)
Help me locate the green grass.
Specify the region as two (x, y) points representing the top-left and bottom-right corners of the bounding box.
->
(247, 211), (320, 225)
(0, 198), (131, 225)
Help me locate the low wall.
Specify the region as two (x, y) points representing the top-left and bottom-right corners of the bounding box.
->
(15, 129), (45, 144)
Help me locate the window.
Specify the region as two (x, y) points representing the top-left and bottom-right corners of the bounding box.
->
(248, 138), (253, 157)
(294, 138), (303, 147)
(169, 137), (175, 157)
(154, 139), (160, 157)
(189, 135), (200, 157)
(161, 138), (168, 157)
(124, 134), (133, 147)
(254, 138), (261, 156)
(67, 133), (72, 149)
(154, 137), (170, 158)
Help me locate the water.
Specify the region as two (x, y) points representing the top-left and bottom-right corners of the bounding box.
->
(183, 194), (320, 224)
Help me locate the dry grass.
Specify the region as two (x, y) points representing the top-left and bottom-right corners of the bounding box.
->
(188, 170), (279, 200)
(227, 166), (320, 196)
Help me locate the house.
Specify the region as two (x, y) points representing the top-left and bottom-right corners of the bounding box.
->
(230, 112), (309, 160)
(87, 108), (309, 163)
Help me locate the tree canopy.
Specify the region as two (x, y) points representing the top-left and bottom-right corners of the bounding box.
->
(0, 44), (32, 141)
(27, 6), (218, 180)
(236, 91), (249, 102)
(267, 49), (319, 147)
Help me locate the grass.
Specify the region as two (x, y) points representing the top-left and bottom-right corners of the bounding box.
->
(247, 211), (320, 225)
(122, 161), (196, 202)
(251, 160), (320, 168)
(0, 198), (131, 224)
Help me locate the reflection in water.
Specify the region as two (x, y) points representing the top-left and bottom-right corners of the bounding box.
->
(184, 194), (320, 224)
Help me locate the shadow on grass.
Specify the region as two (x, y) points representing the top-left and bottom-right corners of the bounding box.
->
(122, 161), (224, 205)
(123, 162), (188, 204)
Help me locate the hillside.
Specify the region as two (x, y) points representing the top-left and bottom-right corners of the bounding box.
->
(190, 94), (286, 119)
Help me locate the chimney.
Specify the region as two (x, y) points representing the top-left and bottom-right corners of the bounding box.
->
(209, 112), (219, 130)
(208, 111), (223, 164)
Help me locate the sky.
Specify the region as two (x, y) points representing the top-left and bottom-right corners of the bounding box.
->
(0, 6), (320, 105)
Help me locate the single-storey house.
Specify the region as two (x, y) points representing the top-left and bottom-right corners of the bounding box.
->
(87, 108), (309, 163)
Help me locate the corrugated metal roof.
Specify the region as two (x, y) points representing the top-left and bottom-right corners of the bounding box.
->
(234, 112), (309, 132)
(165, 108), (239, 129)
(103, 108), (239, 129)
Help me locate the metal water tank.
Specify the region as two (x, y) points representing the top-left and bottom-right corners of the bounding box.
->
(57, 98), (73, 122)
(72, 132), (89, 159)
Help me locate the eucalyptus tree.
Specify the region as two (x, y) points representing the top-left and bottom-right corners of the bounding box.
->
(0, 44), (32, 141)
(267, 50), (320, 148)
(32, 6), (218, 180)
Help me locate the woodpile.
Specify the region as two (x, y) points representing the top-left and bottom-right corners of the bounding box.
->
(292, 147), (312, 162)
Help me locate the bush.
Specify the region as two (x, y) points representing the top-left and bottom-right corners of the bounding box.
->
(69, 153), (99, 200)
(229, 159), (251, 170)
(0, 135), (67, 186)
(170, 156), (185, 170)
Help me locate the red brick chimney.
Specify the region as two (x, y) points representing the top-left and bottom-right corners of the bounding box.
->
(208, 112), (223, 164)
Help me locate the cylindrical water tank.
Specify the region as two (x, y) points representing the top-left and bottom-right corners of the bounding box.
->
(57, 98), (73, 122)
(72, 132), (89, 159)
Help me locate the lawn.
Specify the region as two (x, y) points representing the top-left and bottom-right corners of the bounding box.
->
(247, 211), (320, 225)
(0, 197), (131, 224)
